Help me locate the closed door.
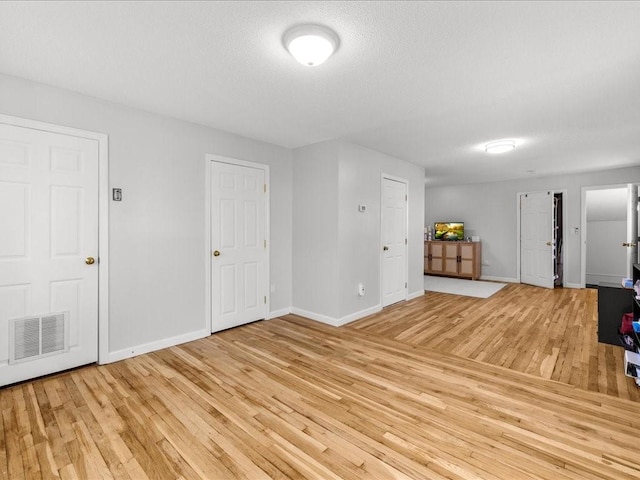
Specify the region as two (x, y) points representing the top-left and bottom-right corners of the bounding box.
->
(443, 243), (459, 275)
(429, 242), (444, 273)
(211, 161), (267, 332)
(381, 177), (407, 307)
(0, 123), (99, 387)
(459, 244), (474, 276)
(521, 191), (554, 288)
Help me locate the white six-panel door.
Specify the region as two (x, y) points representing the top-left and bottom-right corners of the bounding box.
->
(520, 191), (554, 289)
(381, 177), (408, 307)
(0, 123), (99, 386)
(210, 160), (267, 332)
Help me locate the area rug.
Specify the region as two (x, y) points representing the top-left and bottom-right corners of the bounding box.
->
(424, 275), (506, 298)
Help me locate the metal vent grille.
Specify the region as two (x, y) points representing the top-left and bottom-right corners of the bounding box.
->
(9, 312), (69, 364)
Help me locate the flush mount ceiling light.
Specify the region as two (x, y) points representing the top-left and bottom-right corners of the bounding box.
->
(485, 139), (517, 154)
(283, 24), (339, 67)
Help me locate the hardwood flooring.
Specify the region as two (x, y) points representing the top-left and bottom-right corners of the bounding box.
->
(349, 284), (640, 401)
(2, 284), (640, 479)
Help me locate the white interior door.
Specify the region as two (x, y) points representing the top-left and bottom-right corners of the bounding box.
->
(211, 161), (267, 332)
(381, 177), (407, 307)
(520, 191), (554, 288)
(0, 123), (99, 387)
(626, 184), (638, 278)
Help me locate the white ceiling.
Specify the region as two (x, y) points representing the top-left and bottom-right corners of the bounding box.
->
(1, 1), (639, 186)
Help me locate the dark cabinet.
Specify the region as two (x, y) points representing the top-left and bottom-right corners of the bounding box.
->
(597, 284), (631, 346)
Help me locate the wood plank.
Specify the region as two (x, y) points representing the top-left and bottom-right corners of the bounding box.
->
(2, 284), (640, 478)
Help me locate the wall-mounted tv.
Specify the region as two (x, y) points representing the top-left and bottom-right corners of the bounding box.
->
(434, 222), (464, 241)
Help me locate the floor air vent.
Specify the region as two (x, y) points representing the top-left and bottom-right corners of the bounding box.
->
(9, 312), (69, 364)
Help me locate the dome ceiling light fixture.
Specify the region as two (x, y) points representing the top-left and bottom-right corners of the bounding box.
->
(283, 24), (339, 67)
(485, 139), (517, 154)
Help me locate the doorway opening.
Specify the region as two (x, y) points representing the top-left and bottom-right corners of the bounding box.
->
(517, 189), (566, 289)
(553, 193), (564, 287)
(581, 184), (638, 288)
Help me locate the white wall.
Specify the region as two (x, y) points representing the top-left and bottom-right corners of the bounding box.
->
(292, 140), (425, 324)
(425, 166), (640, 285)
(586, 220), (626, 285)
(292, 142), (340, 319)
(337, 142), (425, 318)
(0, 74), (292, 361)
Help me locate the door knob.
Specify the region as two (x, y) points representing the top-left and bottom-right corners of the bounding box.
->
(546, 242), (552, 246)
(85, 257), (95, 265)
(623, 242), (637, 247)
(213, 250), (221, 257)
(383, 246), (389, 251)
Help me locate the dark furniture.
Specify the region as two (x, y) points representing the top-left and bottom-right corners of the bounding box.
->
(597, 282), (631, 346)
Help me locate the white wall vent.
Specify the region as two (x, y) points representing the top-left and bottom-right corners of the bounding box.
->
(9, 312), (69, 364)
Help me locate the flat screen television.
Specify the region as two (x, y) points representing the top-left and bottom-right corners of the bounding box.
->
(434, 222), (464, 241)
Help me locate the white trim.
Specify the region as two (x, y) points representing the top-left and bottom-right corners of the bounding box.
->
(407, 290), (425, 300)
(205, 154), (270, 333)
(290, 308), (339, 326)
(564, 283), (583, 289)
(380, 174), (409, 307)
(106, 328), (209, 364)
(480, 275), (519, 283)
(0, 113), (110, 365)
(267, 307), (291, 319)
(338, 304), (382, 326)
(291, 304), (382, 327)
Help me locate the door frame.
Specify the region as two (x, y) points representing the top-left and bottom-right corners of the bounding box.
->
(380, 173), (408, 307)
(0, 113), (110, 364)
(580, 183), (634, 287)
(516, 189), (567, 287)
(204, 154), (270, 332)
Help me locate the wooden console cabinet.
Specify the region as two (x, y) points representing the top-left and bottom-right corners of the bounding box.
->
(424, 241), (482, 280)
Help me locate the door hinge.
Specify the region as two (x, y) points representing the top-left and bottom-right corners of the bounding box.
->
(405, 282), (407, 288)
(405, 194), (407, 201)
(264, 184), (267, 193)
(264, 239), (267, 248)
(405, 238), (407, 245)
(264, 296), (267, 304)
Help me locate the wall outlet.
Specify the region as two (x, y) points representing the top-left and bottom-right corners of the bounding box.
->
(358, 283), (365, 296)
(481, 260), (489, 266)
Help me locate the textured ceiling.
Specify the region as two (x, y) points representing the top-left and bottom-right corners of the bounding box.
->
(0, 1), (639, 185)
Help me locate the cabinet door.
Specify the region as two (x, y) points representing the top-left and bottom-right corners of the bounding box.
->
(443, 243), (459, 275)
(429, 242), (445, 273)
(459, 244), (475, 277)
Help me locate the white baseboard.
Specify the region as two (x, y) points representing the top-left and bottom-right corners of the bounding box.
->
(336, 304), (382, 326)
(103, 328), (210, 364)
(290, 308), (339, 326)
(407, 290), (425, 300)
(480, 275), (518, 283)
(267, 307), (291, 319)
(564, 283), (583, 289)
(291, 304), (382, 327)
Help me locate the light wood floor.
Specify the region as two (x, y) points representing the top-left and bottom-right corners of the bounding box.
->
(2, 284), (640, 479)
(350, 283), (640, 401)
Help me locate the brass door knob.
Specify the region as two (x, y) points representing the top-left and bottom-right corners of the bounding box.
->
(213, 250), (221, 257)
(383, 246), (389, 251)
(546, 242), (552, 246)
(623, 242), (637, 247)
(85, 257), (95, 265)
